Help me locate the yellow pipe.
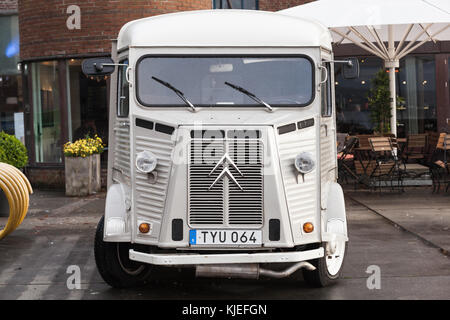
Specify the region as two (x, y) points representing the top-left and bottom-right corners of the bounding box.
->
(0, 162), (33, 240)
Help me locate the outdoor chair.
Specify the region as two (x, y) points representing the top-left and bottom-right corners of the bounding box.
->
(401, 134), (428, 164)
(352, 134), (379, 188)
(356, 134), (375, 150)
(430, 133), (450, 193)
(367, 136), (404, 192)
(353, 134), (379, 161)
(336, 133), (348, 153)
(425, 132), (440, 165)
(337, 136), (358, 184)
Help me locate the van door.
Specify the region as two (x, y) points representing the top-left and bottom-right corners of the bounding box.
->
(319, 58), (337, 210)
(107, 42), (131, 189)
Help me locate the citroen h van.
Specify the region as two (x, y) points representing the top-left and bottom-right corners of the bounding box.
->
(83, 9), (356, 288)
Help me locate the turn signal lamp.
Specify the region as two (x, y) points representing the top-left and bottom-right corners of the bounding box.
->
(139, 223), (151, 234)
(303, 222), (314, 233)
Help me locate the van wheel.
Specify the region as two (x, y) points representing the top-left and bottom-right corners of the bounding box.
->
(302, 241), (347, 287)
(94, 216), (152, 288)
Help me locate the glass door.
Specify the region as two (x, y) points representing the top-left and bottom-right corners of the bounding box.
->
(32, 61), (62, 163)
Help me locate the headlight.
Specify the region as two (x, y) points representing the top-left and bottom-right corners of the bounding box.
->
(136, 151), (157, 173)
(294, 152), (315, 174)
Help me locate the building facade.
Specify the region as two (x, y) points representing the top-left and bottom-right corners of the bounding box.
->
(0, 0), (447, 188)
(0, 0), (22, 143)
(333, 42), (449, 137)
(14, 0), (313, 187)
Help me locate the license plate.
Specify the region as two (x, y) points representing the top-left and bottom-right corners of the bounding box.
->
(189, 229), (262, 246)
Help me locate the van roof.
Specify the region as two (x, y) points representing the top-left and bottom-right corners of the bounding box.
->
(117, 10), (332, 51)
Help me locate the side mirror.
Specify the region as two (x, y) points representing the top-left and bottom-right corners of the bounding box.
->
(82, 57), (115, 76)
(343, 57), (360, 79)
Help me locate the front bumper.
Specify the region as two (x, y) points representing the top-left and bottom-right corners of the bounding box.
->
(129, 247), (324, 266)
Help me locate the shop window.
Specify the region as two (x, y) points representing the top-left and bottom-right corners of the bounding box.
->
(335, 57), (381, 134)
(335, 55), (438, 137)
(397, 55), (436, 137)
(0, 15), (23, 143)
(67, 59), (108, 164)
(32, 61), (62, 163)
(213, 0), (258, 9)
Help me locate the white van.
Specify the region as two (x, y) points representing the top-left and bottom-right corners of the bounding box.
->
(83, 9), (356, 288)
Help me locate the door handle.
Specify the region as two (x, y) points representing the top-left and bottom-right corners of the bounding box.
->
(321, 124), (328, 136)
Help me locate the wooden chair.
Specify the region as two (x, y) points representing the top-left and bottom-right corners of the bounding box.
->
(383, 133), (398, 149)
(436, 133), (450, 152)
(336, 133), (348, 153)
(356, 134), (376, 149)
(425, 132), (440, 165)
(367, 137), (403, 191)
(402, 134), (428, 163)
(431, 133), (450, 193)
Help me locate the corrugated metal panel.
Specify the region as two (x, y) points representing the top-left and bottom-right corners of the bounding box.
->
(320, 124), (334, 183)
(134, 134), (174, 227)
(278, 129), (317, 225)
(113, 119), (131, 185)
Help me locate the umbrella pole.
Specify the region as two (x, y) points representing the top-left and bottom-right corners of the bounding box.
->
(387, 25), (399, 137)
(389, 66), (397, 136)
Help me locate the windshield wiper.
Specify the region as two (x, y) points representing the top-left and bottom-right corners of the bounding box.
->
(151, 76), (197, 112)
(224, 81), (273, 112)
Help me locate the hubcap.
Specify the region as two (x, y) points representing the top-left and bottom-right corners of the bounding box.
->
(325, 240), (345, 276)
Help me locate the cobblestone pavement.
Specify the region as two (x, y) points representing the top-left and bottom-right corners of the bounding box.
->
(0, 189), (449, 300)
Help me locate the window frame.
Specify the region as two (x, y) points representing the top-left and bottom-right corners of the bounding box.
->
(321, 62), (332, 117)
(213, 0), (259, 9)
(117, 59), (129, 118)
(134, 54), (316, 109)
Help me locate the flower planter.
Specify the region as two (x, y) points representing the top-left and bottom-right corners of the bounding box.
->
(65, 154), (101, 196)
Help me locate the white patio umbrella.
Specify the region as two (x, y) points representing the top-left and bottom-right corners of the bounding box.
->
(279, 0), (450, 136)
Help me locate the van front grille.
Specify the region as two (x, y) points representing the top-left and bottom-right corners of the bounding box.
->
(189, 140), (225, 225)
(188, 133), (263, 227)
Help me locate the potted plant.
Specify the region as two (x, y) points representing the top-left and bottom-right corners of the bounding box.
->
(368, 69), (405, 135)
(0, 131), (28, 216)
(63, 135), (105, 196)
(368, 69), (391, 135)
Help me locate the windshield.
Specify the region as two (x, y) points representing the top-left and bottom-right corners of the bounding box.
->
(136, 56), (314, 107)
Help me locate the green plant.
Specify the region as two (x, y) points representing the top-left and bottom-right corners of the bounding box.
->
(0, 131), (28, 169)
(368, 69), (391, 134)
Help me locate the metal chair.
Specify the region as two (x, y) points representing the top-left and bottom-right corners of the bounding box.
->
(336, 133), (348, 153)
(337, 136), (358, 184)
(368, 137), (404, 192)
(402, 134), (428, 164)
(430, 133), (450, 193)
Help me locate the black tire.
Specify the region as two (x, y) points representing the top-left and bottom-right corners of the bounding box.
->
(302, 242), (347, 287)
(94, 216), (153, 288)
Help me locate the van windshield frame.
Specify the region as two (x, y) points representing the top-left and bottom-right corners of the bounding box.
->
(135, 55), (315, 108)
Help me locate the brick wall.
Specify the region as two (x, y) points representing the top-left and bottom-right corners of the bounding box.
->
(26, 167), (66, 189)
(259, 0), (314, 11)
(18, 0), (212, 61)
(26, 167), (108, 190)
(0, 0), (17, 13)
